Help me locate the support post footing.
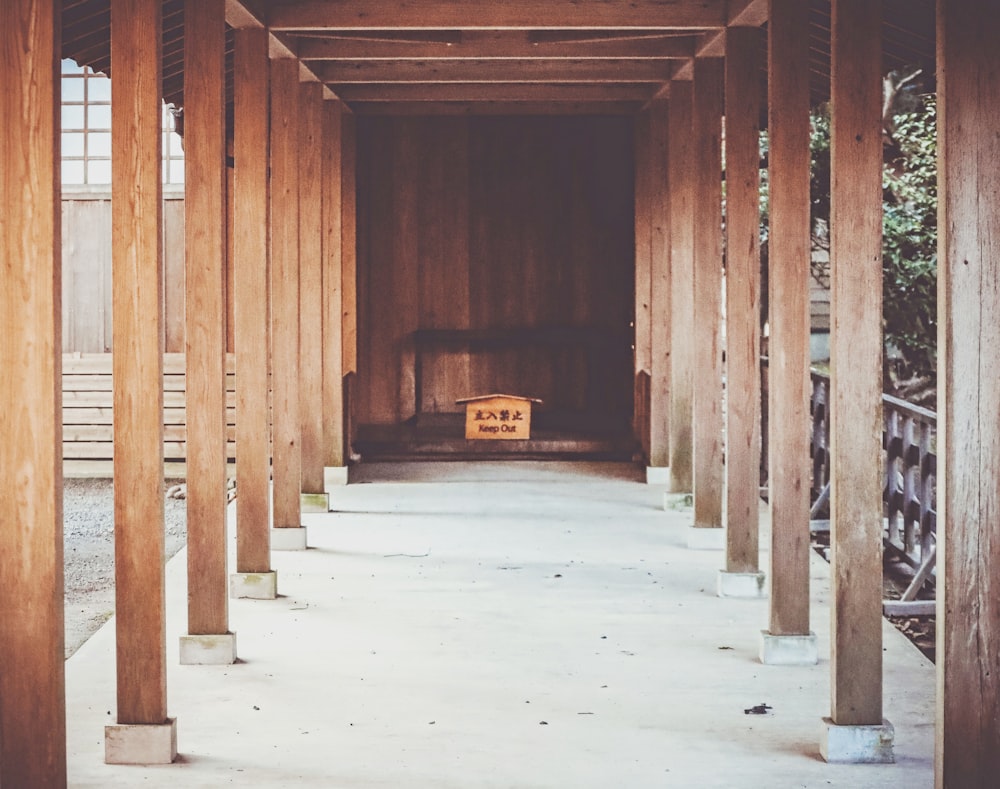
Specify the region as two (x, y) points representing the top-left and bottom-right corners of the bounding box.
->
(820, 717), (894, 764)
(759, 630), (818, 665)
(717, 571), (766, 598)
(271, 526), (308, 551)
(105, 718), (177, 765)
(664, 491), (693, 511)
(324, 465), (349, 491)
(685, 525), (724, 550)
(646, 466), (670, 485)
(179, 632), (237, 665)
(230, 571), (277, 599)
(300, 492), (330, 513)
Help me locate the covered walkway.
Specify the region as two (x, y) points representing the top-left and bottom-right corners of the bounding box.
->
(66, 463), (934, 788)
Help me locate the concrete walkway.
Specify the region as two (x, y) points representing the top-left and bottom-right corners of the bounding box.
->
(66, 462), (934, 788)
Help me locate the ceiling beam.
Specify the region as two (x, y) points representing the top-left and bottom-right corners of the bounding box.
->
(225, 0), (265, 29)
(316, 58), (677, 83)
(268, 0), (728, 31)
(350, 100), (641, 115)
(296, 32), (698, 60)
(330, 83), (656, 102)
(728, 0), (768, 26)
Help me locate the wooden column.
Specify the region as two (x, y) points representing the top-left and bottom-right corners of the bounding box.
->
(270, 58), (303, 535)
(183, 0), (230, 641)
(342, 114), (358, 375)
(0, 2), (66, 784)
(667, 80), (695, 495)
(323, 100), (346, 469)
(111, 0), (169, 724)
(691, 58), (725, 530)
(937, 1), (1000, 784)
(634, 109), (653, 459)
(233, 28), (273, 574)
(766, 0), (812, 637)
(724, 28), (763, 573)
(649, 100), (671, 470)
(299, 81), (326, 497)
(829, 0), (884, 726)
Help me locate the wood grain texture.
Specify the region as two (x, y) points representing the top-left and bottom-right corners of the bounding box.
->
(691, 58), (724, 529)
(111, 0), (168, 724)
(342, 113), (358, 375)
(767, 0), (812, 635)
(648, 101), (671, 468)
(323, 100), (346, 468)
(233, 27), (272, 571)
(724, 28), (762, 571)
(936, 1), (1000, 784)
(829, 0), (884, 726)
(269, 57), (302, 529)
(299, 81), (326, 494)
(184, 0), (229, 637)
(0, 1), (67, 784)
(667, 80), (695, 493)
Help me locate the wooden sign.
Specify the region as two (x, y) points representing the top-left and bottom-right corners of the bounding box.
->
(456, 394), (542, 440)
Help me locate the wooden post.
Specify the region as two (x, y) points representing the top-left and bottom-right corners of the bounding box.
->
(233, 28), (274, 579)
(937, 1), (1000, 783)
(634, 109), (652, 461)
(270, 57), (305, 546)
(323, 100), (347, 471)
(763, 0), (815, 656)
(299, 81), (327, 502)
(182, 0), (232, 658)
(722, 27), (763, 580)
(691, 58), (725, 534)
(667, 80), (695, 497)
(649, 100), (671, 471)
(109, 0), (175, 755)
(342, 113), (358, 384)
(0, 2), (66, 784)
(828, 0), (884, 730)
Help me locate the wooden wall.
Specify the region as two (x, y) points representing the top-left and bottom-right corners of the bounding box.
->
(356, 115), (635, 425)
(62, 192), (187, 353)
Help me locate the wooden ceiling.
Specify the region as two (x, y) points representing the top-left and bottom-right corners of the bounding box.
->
(60, 0), (936, 119)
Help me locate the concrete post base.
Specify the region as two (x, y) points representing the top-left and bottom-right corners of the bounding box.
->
(717, 571), (766, 598)
(759, 630), (819, 665)
(646, 466), (670, 485)
(324, 465), (349, 491)
(820, 717), (895, 764)
(179, 632), (237, 665)
(271, 526), (308, 551)
(664, 491), (693, 511)
(685, 525), (724, 550)
(230, 571), (277, 599)
(300, 492), (330, 513)
(105, 718), (177, 765)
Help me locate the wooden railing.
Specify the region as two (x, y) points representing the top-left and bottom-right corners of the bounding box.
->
(762, 362), (937, 612)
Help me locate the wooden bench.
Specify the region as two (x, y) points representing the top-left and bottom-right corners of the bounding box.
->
(62, 352), (237, 465)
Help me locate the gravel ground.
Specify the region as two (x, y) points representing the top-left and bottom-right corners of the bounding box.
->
(63, 478), (187, 658)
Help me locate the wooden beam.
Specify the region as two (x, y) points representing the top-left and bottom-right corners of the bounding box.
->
(724, 27), (763, 573)
(299, 81), (326, 495)
(667, 80), (695, 494)
(184, 0), (230, 637)
(323, 100), (346, 468)
(0, 1), (66, 784)
(649, 101), (671, 468)
(111, 0), (168, 723)
(333, 83), (654, 103)
(937, 0), (1000, 783)
(268, 0), (728, 31)
(317, 59), (678, 84)
(767, 0), (812, 636)
(234, 27), (272, 573)
(634, 109), (653, 456)
(691, 57), (725, 529)
(342, 112), (358, 377)
(225, 0), (265, 28)
(270, 57), (303, 530)
(728, 0), (768, 26)
(297, 31), (698, 60)
(350, 100), (642, 116)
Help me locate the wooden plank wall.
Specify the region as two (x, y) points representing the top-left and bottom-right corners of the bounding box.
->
(62, 193), (187, 353)
(356, 115), (635, 426)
